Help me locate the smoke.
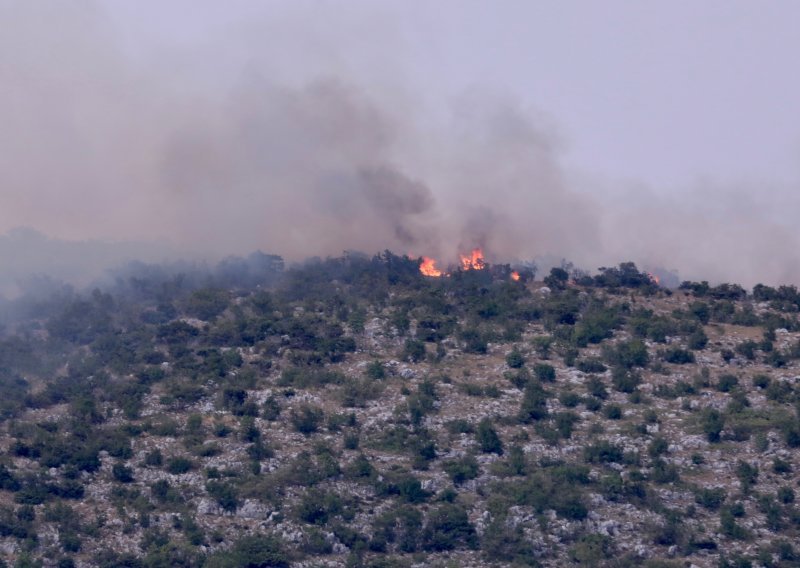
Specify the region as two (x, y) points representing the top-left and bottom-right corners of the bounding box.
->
(1, 1), (798, 288)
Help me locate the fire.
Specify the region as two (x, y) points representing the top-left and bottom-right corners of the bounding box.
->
(646, 272), (661, 285)
(418, 248), (487, 277)
(419, 256), (443, 277)
(511, 271), (520, 281)
(459, 248), (486, 271)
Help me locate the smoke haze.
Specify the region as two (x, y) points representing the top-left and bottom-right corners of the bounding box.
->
(2, 1), (799, 288)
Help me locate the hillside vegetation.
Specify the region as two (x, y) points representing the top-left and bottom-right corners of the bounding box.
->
(2, 252), (800, 567)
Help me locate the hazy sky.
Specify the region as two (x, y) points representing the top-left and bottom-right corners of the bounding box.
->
(105, 0), (800, 188)
(2, 1), (800, 285)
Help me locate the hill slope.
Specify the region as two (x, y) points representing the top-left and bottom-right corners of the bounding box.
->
(1, 253), (800, 567)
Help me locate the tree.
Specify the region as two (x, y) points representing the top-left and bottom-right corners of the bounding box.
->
(543, 267), (569, 290)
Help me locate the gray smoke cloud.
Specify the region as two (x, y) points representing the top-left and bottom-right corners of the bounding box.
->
(1, 1), (798, 288)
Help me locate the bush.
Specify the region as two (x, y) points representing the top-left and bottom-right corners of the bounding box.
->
(443, 455), (480, 485)
(554, 411), (579, 439)
(663, 347), (695, 364)
(559, 391), (582, 408)
(165, 457), (194, 474)
(688, 328), (708, 350)
(584, 441), (624, 464)
(402, 339), (426, 362)
(205, 534), (290, 568)
(290, 404), (325, 436)
(184, 288), (230, 321)
(736, 341), (758, 361)
(476, 418), (504, 455)
(339, 377), (382, 408)
(773, 457), (792, 474)
(422, 503), (478, 551)
(586, 376), (608, 399)
(720, 508), (747, 540)
(533, 363), (556, 382)
(650, 459), (680, 484)
(695, 487), (727, 510)
(206, 481), (239, 512)
(295, 489), (343, 525)
(460, 328), (488, 354)
(604, 340), (649, 369)
(144, 449), (163, 467)
(752, 374), (770, 389)
(612, 367), (641, 393)
(365, 360), (386, 380)
(570, 533), (615, 564)
(735, 461), (758, 493)
(648, 437), (669, 458)
(518, 382), (549, 422)
(112, 463), (134, 483)
(700, 408), (724, 443)
(717, 374), (739, 392)
(777, 486), (795, 504)
(576, 358), (606, 373)
(394, 475), (429, 504)
(506, 349), (525, 369)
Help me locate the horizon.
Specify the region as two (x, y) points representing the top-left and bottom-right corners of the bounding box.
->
(2, 1), (800, 287)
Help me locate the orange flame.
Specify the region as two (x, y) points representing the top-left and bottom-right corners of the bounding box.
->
(646, 272), (661, 285)
(459, 248), (486, 271)
(511, 271), (520, 281)
(420, 256), (443, 277)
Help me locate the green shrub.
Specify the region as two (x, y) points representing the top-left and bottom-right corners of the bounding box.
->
(695, 487), (727, 510)
(111, 463), (134, 483)
(735, 461), (758, 493)
(365, 360), (386, 380)
(559, 391), (582, 408)
(422, 503), (478, 551)
(586, 376), (608, 399)
(576, 358), (607, 373)
(612, 367), (642, 393)
(688, 328), (709, 350)
(476, 418), (504, 455)
(648, 437), (669, 458)
(717, 374), (739, 392)
(290, 404), (325, 436)
(518, 382), (549, 422)
(570, 533), (615, 564)
(584, 441), (624, 464)
(533, 363), (556, 382)
(206, 481), (239, 512)
(700, 408), (724, 443)
(443, 455), (480, 485)
(663, 347), (695, 364)
(604, 340), (650, 369)
(205, 534), (290, 568)
(777, 486), (795, 504)
(295, 489), (343, 525)
(165, 457), (194, 474)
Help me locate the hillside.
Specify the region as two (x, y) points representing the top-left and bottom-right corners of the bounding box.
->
(1, 252), (800, 567)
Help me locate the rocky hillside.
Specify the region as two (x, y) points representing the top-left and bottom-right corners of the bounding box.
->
(1, 253), (800, 567)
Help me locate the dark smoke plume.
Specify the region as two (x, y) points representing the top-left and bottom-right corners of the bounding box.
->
(1, 1), (798, 288)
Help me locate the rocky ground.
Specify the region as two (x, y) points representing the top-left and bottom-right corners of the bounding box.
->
(1, 261), (800, 567)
